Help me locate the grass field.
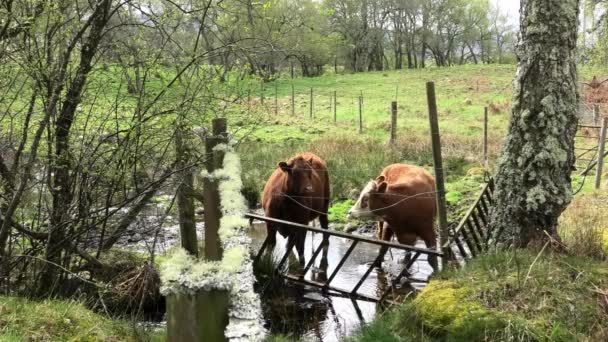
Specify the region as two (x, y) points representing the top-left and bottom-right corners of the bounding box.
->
(237, 64), (606, 226)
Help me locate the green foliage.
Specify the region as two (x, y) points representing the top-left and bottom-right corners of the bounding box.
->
(328, 199), (354, 223)
(0, 296), (160, 341)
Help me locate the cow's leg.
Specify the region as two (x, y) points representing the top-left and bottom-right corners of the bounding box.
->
(420, 225), (438, 273)
(266, 222), (277, 250)
(376, 221), (384, 240)
(374, 224), (394, 269)
(294, 231), (306, 267)
(395, 232), (417, 267)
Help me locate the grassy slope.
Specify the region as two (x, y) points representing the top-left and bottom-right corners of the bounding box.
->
(0, 296), (162, 341)
(351, 250), (608, 342)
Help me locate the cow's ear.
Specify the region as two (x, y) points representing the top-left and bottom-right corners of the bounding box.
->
(278, 161), (290, 173)
(376, 175), (385, 183)
(307, 157), (314, 165)
(377, 182), (388, 193)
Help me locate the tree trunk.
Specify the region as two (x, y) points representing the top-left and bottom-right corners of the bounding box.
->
(489, 0), (580, 247)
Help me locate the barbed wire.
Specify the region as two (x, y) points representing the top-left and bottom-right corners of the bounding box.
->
(275, 190), (440, 216)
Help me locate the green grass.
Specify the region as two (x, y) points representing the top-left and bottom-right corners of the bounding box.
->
(0, 296), (163, 341)
(351, 250), (608, 341)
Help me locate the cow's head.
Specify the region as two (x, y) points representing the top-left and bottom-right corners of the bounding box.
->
(347, 176), (388, 220)
(278, 156), (315, 194)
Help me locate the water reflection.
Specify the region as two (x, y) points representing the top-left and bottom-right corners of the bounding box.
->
(250, 222), (432, 341)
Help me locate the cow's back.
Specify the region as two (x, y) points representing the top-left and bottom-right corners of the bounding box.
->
(377, 164), (436, 231)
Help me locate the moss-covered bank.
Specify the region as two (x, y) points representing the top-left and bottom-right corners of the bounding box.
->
(0, 296), (162, 341)
(351, 250), (608, 341)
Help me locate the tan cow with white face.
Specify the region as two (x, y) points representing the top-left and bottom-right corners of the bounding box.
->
(347, 163), (438, 271)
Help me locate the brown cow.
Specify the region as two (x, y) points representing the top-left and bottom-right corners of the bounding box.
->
(347, 163), (438, 271)
(262, 152), (330, 265)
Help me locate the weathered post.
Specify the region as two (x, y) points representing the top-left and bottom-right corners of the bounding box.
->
(390, 101), (397, 144)
(333, 91), (337, 123)
(274, 82), (278, 115)
(310, 87), (314, 119)
(204, 118), (228, 260)
(291, 84), (295, 116)
(593, 104), (600, 125)
(484, 107), (489, 167)
(167, 118), (230, 342)
(426, 82), (450, 266)
(175, 125), (197, 256)
(595, 116), (608, 189)
(358, 96), (363, 133)
(260, 82), (264, 105)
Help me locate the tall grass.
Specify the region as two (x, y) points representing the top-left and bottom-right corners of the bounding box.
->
(559, 192), (608, 260)
(238, 132), (498, 202)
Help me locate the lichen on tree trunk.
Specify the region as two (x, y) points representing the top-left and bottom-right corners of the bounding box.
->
(490, 0), (580, 247)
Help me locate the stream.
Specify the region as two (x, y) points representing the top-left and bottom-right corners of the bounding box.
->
(116, 202), (433, 341)
(248, 221), (433, 342)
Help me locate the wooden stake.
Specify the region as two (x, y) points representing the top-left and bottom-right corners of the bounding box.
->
(175, 125), (197, 256)
(203, 118), (228, 261)
(593, 104), (600, 125)
(358, 96), (363, 133)
(390, 101), (397, 144)
(595, 117), (607, 189)
(260, 82), (264, 105)
(426, 82), (450, 266)
(333, 90), (337, 123)
(484, 107), (488, 167)
(274, 82), (278, 115)
(291, 84), (295, 116)
(310, 87), (314, 119)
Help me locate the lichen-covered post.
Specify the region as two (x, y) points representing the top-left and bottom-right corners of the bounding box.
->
(204, 118), (229, 260)
(426, 82), (450, 267)
(161, 130), (265, 341)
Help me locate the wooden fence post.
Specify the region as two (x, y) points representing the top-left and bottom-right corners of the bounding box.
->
(175, 125), (197, 256)
(203, 118), (228, 260)
(310, 87), (314, 119)
(484, 107), (488, 167)
(291, 84), (295, 116)
(260, 82), (264, 105)
(333, 91), (337, 123)
(593, 104), (600, 125)
(167, 118), (230, 342)
(358, 96), (363, 133)
(426, 82), (450, 266)
(595, 117), (608, 189)
(390, 101), (397, 144)
(274, 82), (278, 115)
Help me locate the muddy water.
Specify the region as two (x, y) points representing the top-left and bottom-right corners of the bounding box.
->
(249, 222), (433, 342)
